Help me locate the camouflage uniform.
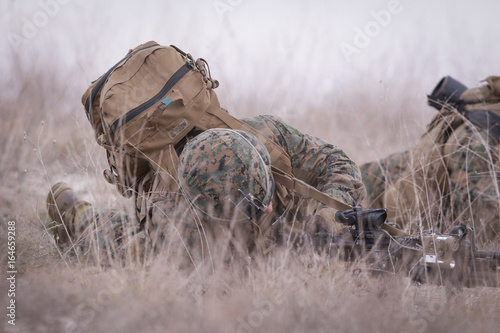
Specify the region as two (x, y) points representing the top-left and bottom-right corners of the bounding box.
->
(361, 77), (500, 242)
(146, 115), (366, 261)
(52, 115), (365, 262)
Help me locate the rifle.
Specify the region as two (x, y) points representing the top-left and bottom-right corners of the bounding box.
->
(314, 207), (500, 287)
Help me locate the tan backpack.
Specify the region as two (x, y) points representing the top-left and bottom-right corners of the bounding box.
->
(82, 41), (292, 196)
(82, 41), (351, 212)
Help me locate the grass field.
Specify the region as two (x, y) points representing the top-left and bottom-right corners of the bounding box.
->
(2, 57), (499, 333)
(2, 1), (500, 332)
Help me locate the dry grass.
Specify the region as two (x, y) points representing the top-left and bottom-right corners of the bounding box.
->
(1, 32), (500, 333)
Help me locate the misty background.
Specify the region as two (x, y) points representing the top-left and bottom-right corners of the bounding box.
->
(1, 0), (500, 180)
(3, 0), (499, 106)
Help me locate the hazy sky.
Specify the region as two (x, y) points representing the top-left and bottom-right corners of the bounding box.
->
(2, 0), (500, 111)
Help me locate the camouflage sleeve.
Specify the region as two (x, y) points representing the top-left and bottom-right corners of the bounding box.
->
(242, 115), (366, 207)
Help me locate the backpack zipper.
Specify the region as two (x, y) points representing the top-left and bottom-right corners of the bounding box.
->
(109, 62), (192, 138)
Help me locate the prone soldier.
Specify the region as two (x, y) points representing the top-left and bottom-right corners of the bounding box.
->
(47, 116), (366, 262)
(361, 76), (500, 242)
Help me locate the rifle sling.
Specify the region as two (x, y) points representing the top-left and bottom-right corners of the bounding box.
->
(381, 223), (411, 237)
(271, 167), (352, 211)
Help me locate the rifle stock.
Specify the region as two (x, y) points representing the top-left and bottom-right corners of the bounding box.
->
(314, 207), (500, 287)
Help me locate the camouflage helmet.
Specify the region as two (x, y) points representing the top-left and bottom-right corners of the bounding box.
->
(178, 128), (274, 222)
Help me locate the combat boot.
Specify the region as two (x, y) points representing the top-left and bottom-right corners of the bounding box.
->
(46, 182), (93, 246)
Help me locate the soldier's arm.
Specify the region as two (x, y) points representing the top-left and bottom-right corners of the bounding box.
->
(259, 115), (366, 207)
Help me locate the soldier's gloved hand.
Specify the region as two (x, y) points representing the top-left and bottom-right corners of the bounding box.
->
(312, 207), (345, 234)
